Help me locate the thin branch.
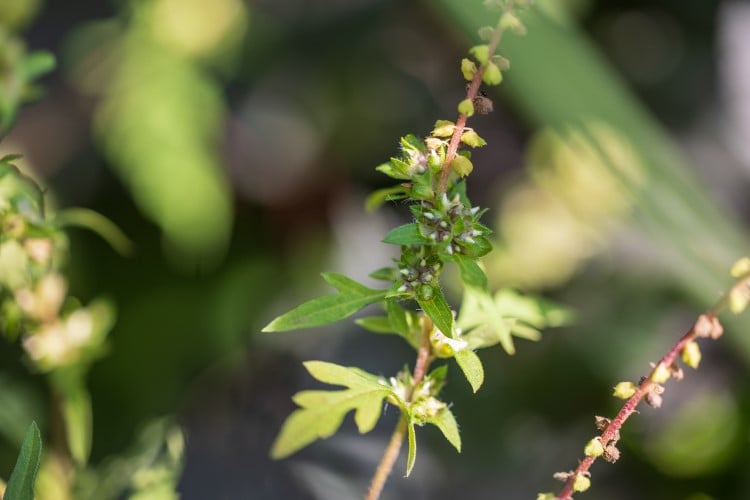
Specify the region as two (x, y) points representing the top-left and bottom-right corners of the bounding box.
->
(365, 314), (434, 500)
(438, 9), (509, 194)
(555, 273), (750, 499)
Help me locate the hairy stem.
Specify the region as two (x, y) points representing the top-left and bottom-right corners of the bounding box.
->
(365, 314), (434, 500)
(555, 273), (750, 499)
(438, 9), (509, 194)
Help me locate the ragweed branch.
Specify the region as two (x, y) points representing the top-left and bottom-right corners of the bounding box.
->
(262, 2), (563, 500)
(538, 258), (750, 500)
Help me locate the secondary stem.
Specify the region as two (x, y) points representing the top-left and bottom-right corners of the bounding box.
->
(438, 11), (508, 194)
(365, 315), (434, 500)
(555, 273), (750, 499)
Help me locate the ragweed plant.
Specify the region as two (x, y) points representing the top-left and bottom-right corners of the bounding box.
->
(263, 1), (568, 498)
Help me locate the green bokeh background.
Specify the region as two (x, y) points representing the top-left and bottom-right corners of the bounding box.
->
(3, 0), (750, 498)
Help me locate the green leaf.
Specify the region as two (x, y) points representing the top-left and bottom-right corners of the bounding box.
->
(4, 421), (42, 500)
(460, 130), (487, 148)
(458, 287), (515, 354)
(431, 120), (455, 137)
(55, 208), (134, 256)
(406, 420), (417, 477)
(51, 369), (92, 466)
(355, 316), (393, 333)
(262, 273), (388, 332)
(453, 255), (488, 291)
(369, 267), (397, 281)
(270, 361), (397, 459)
(426, 407), (461, 452)
(19, 52), (56, 81)
(383, 223), (426, 245)
(365, 186), (407, 212)
(455, 349), (484, 392)
(417, 286), (454, 338)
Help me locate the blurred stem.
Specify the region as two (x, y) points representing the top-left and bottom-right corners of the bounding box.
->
(438, 7), (509, 194)
(555, 272), (750, 499)
(365, 314), (434, 500)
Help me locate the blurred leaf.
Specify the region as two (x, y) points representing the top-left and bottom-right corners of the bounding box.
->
(0, 376), (44, 447)
(262, 273), (388, 332)
(51, 369), (92, 466)
(365, 186), (407, 213)
(19, 51), (55, 80)
(56, 208), (134, 256)
(354, 316), (392, 333)
(270, 361), (397, 459)
(458, 287), (514, 354)
(4, 421), (42, 500)
(454, 349), (484, 392)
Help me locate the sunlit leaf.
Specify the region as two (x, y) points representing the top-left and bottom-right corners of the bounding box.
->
(262, 273), (388, 332)
(426, 407), (461, 452)
(270, 361), (397, 459)
(454, 349), (484, 392)
(406, 420), (417, 477)
(453, 255), (488, 291)
(365, 186), (407, 212)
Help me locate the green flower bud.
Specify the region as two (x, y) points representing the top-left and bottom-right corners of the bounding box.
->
(573, 473), (591, 493)
(613, 381), (637, 399)
(482, 62), (503, 86)
(681, 340), (702, 369)
(461, 58), (477, 81)
(458, 99), (475, 117)
(469, 45), (490, 65)
(651, 362), (671, 384)
(584, 437), (604, 457)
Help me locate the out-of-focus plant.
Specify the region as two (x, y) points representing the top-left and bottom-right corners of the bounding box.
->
(1, 10), (184, 500)
(64, 0), (249, 266)
(263, 1), (569, 498)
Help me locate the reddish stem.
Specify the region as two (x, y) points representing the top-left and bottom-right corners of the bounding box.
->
(555, 273), (750, 499)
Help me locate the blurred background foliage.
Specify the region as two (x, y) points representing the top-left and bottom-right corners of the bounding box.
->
(2, 0), (750, 498)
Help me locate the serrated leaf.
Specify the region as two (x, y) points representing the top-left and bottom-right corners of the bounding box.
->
(453, 255), (488, 291)
(383, 223), (426, 245)
(455, 349), (484, 392)
(271, 361), (397, 459)
(427, 407), (461, 452)
(365, 186), (407, 212)
(460, 130), (487, 148)
(417, 286), (454, 338)
(432, 120), (456, 137)
(4, 421), (42, 500)
(406, 420), (417, 476)
(262, 273), (387, 332)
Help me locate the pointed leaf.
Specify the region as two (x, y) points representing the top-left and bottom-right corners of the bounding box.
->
(365, 186), (407, 212)
(458, 288), (515, 354)
(355, 316), (393, 334)
(376, 162), (410, 180)
(263, 274), (387, 332)
(417, 286), (454, 338)
(455, 349), (484, 392)
(370, 267), (397, 281)
(4, 421), (42, 500)
(270, 362), (396, 459)
(427, 407), (461, 452)
(460, 130), (487, 148)
(383, 223), (426, 245)
(405, 420), (417, 477)
(453, 255), (488, 291)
